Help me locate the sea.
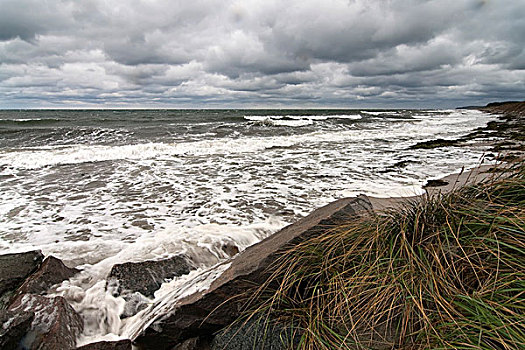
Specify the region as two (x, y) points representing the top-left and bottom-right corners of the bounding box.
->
(0, 108), (497, 344)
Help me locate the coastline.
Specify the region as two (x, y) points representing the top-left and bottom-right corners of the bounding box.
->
(0, 102), (524, 349)
(372, 100), (525, 211)
(133, 101), (524, 349)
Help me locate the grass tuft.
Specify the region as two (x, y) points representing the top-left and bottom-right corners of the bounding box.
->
(245, 163), (525, 349)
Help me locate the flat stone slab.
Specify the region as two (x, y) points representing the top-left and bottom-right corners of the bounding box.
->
(135, 195), (372, 349)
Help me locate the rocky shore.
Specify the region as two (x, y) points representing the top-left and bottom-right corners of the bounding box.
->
(0, 197), (374, 350)
(1, 101), (523, 350)
(411, 100), (525, 159)
(0, 173), (507, 350)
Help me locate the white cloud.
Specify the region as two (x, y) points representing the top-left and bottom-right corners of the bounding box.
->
(0, 0), (523, 108)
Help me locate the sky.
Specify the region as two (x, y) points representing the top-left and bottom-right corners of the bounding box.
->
(0, 0), (524, 109)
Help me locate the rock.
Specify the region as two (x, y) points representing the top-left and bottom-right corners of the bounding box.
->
(108, 255), (194, 298)
(135, 195), (372, 349)
(221, 243), (239, 257)
(497, 153), (521, 162)
(0, 309), (35, 349)
(17, 256), (79, 296)
(8, 294), (84, 350)
(120, 292), (150, 318)
(0, 291), (15, 311)
(210, 317), (300, 350)
(481, 100), (525, 117)
(76, 339), (132, 350)
(410, 138), (459, 149)
(0, 251), (44, 299)
(424, 165), (495, 197)
(172, 337), (203, 350)
(423, 179), (449, 188)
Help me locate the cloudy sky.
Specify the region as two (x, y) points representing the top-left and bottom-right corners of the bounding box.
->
(0, 0), (524, 109)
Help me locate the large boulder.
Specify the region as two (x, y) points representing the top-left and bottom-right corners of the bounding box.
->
(17, 256), (80, 296)
(108, 255), (195, 299)
(135, 195), (372, 349)
(76, 339), (132, 350)
(8, 294), (84, 350)
(0, 309), (35, 349)
(0, 251), (44, 308)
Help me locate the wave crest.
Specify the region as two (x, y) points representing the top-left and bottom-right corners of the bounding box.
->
(244, 114), (362, 126)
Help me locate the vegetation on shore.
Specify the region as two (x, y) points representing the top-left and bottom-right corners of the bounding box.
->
(245, 162), (525, 349)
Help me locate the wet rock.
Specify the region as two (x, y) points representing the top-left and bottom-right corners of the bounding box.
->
(172, 337), (203, 350)
(221, 243), (239, 257)
(0, 309), (35, 349)
(17, 256), (79, 296)
(108, 255), (195, 298)
(0, 251), (44, 297)
(120, 292), (150, 318)
(410, 138), (459, 149)
(423, 179), (449, 188)
(497, 153), (521, 162)
(135, 196), (372, 350)
(76, 339), (132, 350)
(0, 251), (44, 310)
(0, 291), (15, 311)
(8, 294), (84, 350)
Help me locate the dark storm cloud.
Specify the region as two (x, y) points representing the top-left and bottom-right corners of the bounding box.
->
(0, 0), (71, 41)
(0, 0), (523, 108)
(262, 0), (462, 62)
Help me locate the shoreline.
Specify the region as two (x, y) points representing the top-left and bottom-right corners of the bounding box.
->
(372, 100), (525, 211)
(0, 102), (523, 349)
(132, 101), (525, 349)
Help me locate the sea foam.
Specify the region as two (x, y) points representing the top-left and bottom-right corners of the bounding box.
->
(0, 109), (499, 344)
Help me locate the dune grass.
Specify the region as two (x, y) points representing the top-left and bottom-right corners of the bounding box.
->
(246, 163), (525, 349)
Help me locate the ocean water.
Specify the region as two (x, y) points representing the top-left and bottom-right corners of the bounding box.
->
(0, 109), (496, 343)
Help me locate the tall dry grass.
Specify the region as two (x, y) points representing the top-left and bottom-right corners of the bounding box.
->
(246, 163), (525, 349)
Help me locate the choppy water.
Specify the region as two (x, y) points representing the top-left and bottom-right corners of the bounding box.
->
(0, 108), (496, 344)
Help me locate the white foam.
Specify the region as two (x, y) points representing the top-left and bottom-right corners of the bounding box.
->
(0, 118), (42, 122)
(328, 114), (362, 119)
(51, 217), (282, 344)
(270, 119), (314, 127)
(39, 216), (284, 268)
(123, 262), (231, 340)
(59, 261), (233, 345)
(0, 113), (484, 171)
(244, 114), (362, 122)
(0, 111), (496, 255)
(361, 111), (400, 115)
(340, 182), (425, 198)
(0, 109), (499, 345)
(0, 139), (293, 170)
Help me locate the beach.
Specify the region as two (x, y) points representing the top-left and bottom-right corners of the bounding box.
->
(0, 102), (523, 349)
